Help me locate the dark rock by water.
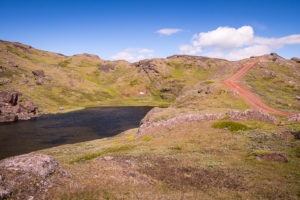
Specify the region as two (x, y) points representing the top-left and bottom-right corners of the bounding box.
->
(0, 91), (38, 123)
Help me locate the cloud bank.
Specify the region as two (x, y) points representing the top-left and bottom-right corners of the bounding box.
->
(179, 26), (300, 60)
(110, 48), (154, 62)
(156, 28), (183, 36)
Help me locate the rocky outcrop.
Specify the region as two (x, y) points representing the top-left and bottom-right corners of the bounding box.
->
(291, 57), (300, 63)
(226, 109), (277, 123)
(138, 109), (277, 137)
(0, 154), (60, 199)
(32, 70), (45, 77)
(0, 154), (60, 178)
(0, 91), (38, 122)
(135, 60), (162, 88)
(0, 91), (19, 106)
(98, 65), (115, 73)
(32, 70), (48, 85)
(252, 152), (288, 162)
(138, 113), (225, 136)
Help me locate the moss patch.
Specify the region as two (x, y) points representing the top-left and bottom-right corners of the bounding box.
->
(212, 121), (249, 132)
(143, 136), (152, 142)
(70, 145), (136, 164)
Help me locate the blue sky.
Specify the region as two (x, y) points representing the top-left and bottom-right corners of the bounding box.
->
(0, 0), (299, 62)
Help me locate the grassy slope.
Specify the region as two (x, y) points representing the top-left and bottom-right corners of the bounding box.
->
(34, 57), (299, 199)
(0, 41), (162, 112)
(241, 61), (300, 113)
(0, 41), (222, 113)
(38, 120), (300, 199)
(1, 41), (300, 199)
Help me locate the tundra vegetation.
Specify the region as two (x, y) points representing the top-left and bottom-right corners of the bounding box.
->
(0, 41), (299, 199)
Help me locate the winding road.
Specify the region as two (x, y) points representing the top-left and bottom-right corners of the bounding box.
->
(224, 62), (291, 117)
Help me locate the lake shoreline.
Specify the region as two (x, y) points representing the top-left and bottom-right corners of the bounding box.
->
(0, 106), (153, 159)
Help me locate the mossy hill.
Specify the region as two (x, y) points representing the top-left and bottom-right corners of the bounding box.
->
(1, 40), (300, 199)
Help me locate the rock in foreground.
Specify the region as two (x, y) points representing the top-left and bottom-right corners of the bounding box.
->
(0, 154), (60, 178)
(0, 154), (60, 199)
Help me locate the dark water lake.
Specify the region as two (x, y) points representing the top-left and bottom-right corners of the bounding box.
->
(0, 106), (152, 160)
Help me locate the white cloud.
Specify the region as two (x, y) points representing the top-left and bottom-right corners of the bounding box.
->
(179, 44), (202, 55)
(156, 28), (183, 36)
(254, 35), (300, 48)
(192, 26), (254, 51)
(226, 45), (271, 60)
(110, 48), (154, 62)
(179, 25), (300, 60)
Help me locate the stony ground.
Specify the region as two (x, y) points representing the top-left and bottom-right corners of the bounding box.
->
(0, 40), (300, 199)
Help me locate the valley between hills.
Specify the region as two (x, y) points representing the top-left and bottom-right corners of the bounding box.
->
(0, 40), (300, 199)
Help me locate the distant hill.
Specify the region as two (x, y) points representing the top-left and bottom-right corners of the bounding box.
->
(0, 40), (299, 114)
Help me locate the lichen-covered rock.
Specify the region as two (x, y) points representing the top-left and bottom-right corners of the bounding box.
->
(226, 109), (277, 123)
(32, 70), (45, 77)
(0, 91), (38, 123)
(0, 91), (19, 106)
(0, 113), (17, 122)
(0, 166), (56, 200)
(253, 152), (288, 162)
(23, 101), (38, 113)
(138, 113), (225, 137)
(0, 154), (60, 178)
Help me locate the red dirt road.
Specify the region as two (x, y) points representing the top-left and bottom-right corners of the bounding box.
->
(224, 62), (291, 117)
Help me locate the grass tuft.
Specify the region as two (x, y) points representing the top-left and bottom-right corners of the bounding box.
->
(220, 115), (231, 120)
(58, 58), (72, 67)
(212, 121), (249, 132)
(171, 146), (183, 150)
(143, 136), (152, 142)
(250, 150), (269, 156)
(204, 80), (214, 85)
(126, 136), (135, 142)
(70, 145), (136, 164)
